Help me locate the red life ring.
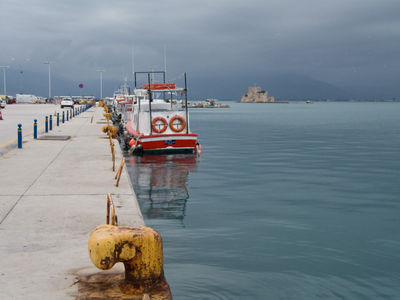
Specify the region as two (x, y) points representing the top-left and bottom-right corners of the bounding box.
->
(169, 115), (186, 132)
(152, 116), (168, 133)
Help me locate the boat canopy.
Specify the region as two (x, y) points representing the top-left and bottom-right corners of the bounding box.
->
(142, 83), (176, 90)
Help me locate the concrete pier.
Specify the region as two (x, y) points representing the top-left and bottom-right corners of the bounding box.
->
(0, 106), (144, 298)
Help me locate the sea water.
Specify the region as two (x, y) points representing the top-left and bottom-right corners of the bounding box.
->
(125, 102), (400, 299)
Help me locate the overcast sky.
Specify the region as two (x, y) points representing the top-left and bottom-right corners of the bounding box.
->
(1, 0), (399, 99)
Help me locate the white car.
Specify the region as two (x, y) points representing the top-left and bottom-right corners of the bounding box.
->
(60, 98), (74, 108)
(0, 99), (6, 109)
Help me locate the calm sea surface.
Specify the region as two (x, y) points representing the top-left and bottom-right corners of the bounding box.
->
(125, 102), (400, 299)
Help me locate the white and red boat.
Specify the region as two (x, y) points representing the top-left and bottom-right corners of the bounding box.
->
(124, 71), (201, 155)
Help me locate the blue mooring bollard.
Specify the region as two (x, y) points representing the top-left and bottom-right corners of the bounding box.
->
(33, 119), (37, 139)
(45, 116), (48, 133)
(66, 111), (69, 121)
(57, 113), (59, 126)
(62, 111), (65, 123)
(73, 109), (75, 117)
(50, 115), (53, 131)
(18, 124), (22, 148)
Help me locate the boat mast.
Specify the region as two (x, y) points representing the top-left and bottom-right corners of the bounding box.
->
(163, 45), (167, 76)
(163, 46), (167, 101)
(134, 72), (137, 89)
(131, 47), (135, 90)
(184, 72), (189, 134)
(147, 73), (153, 135)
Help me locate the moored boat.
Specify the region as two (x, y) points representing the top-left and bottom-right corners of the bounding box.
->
(124, 71), (201, 155)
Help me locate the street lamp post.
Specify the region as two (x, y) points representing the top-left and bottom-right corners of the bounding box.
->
(43, 61), (54, 100)
(96, 69), (105, 99)
(0, 66), (9, 96)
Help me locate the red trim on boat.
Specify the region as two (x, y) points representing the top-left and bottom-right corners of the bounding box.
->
(140, 139), (197, 151)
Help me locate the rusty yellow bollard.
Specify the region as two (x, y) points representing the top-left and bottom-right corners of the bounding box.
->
(87, 194), (171, 298)
(88, 225), (164, 288)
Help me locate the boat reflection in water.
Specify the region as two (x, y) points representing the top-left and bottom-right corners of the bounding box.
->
(125, 154), (197, 221)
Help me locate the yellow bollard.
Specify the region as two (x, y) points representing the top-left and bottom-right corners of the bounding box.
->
(88, 225), (165, 287)
(87, 194), (171, 298)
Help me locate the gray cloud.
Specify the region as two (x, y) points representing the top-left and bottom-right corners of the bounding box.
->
(1, 0), (400, 98)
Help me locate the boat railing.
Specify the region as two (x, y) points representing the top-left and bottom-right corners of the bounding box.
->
(133, 71), (189, 135)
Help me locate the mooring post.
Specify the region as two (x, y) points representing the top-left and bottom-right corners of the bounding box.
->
(18, 124), (22, 148)
(49, 115), (53, 131)
(87, 194), (171, 298)
(45, 116), (48, 133)
(33, 119), (37, 139)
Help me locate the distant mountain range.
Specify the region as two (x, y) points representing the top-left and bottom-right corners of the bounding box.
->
(189, 73), (399, 100)
(189, 73), (348, 100)
(2, 69), (398, 100)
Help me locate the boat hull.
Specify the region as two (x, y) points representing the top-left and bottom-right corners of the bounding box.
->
(129, 133), (198, 155)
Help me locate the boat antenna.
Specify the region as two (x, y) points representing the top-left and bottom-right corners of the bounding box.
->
(132, 47), (136, 87)
(163, 45), (167, 79)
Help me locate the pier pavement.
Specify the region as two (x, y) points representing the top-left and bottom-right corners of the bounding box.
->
(0, 106), (144, 298)
(0, 104), (66, 153)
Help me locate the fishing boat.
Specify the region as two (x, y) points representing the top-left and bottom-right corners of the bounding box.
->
(110, 79), (134, 125)
(123, 71), (201, 155)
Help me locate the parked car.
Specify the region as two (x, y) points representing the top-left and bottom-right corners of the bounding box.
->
(60, 98), (74, 108)
(7, 97), (16, 104)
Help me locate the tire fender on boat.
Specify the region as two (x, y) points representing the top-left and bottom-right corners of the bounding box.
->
(152, 117), (168, 133)
(169, 115), (186, 133)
